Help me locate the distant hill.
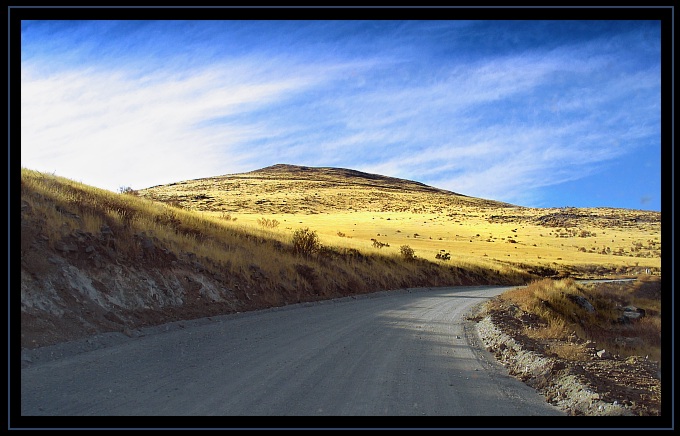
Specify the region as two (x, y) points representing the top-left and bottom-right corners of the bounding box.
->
(245, 164), (458, 193)
(139, 163), (515, 214)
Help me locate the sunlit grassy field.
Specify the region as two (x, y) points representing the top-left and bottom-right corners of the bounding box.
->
(139, 164), (661, 279)
(20, 167), (535, 316)
(223, 211), (659, 274)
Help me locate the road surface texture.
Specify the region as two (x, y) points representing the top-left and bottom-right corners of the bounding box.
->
(20, 286), (565, 418)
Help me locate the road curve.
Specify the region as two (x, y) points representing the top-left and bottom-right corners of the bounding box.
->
(20, 286), (564, 418)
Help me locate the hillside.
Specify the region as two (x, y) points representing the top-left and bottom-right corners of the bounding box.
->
(138, 164), (513, 214)
(19, 168), (534, 349)
(138, 164), (661, 279)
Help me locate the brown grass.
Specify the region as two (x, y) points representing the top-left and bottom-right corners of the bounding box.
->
(137, 165), (661, 280)
(20, 168), (535, 310)
(496, 278), (662, 361)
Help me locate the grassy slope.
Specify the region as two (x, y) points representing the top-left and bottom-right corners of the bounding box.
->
(139, 164), (662, 279)
(483, 277), (662, 361)
(19, 165), (662, 347)
(20, 167), (536, 347)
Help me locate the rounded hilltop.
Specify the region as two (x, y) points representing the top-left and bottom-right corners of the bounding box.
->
(139, 163), (514, 214)
(243, 163), (451, 192)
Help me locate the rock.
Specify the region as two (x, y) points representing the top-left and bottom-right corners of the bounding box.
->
(139, 236), (154, 251)
(622, 306), (645, 320)
(55, 241), (78, 252)
(568, 294), (596, 313)
(596, 349), (610, 359)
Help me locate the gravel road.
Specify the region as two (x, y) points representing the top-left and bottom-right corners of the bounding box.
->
(20, 286), (565, 419)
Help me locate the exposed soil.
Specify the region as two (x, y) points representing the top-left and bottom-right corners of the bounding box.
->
(473, 301), (662, 416)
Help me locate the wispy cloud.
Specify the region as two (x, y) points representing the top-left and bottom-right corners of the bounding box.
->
(20, 20), (660, 209)
(21, 56), (371, 189)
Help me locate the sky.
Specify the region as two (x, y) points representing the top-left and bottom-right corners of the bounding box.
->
(19, 19), (663, 211)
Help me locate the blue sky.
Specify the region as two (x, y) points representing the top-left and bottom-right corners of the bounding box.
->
(20, 19), (662, 211)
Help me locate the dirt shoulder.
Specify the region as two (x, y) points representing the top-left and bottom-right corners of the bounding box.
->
(472, 301), (662, 416)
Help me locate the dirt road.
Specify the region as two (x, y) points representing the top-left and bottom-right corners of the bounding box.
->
(19, 286), (564, 421)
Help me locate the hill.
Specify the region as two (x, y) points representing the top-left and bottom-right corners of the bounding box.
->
(138, 164), (660, 279)
(138, 163), (513, 215)
(19, 168), (534, 349)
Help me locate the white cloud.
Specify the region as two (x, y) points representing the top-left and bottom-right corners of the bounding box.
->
(20, 59), (338, 191)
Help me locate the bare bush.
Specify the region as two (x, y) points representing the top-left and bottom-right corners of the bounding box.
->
(400, 245), (416, 261)
(118, 186), (138, 196)
(257, 217), (280, 229)
(435, 251), (451, 261)
(371, 239), (389, 248)
(292, 227), (320, 257)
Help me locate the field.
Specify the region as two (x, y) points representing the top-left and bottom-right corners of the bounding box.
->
(20, 164), (662, 348)
(139, 164), (661, 279)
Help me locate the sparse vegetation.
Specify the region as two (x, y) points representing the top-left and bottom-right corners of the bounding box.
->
(257, 217), (280, 229)
(489, 277), (661, 361)
(400, 245), (416, 261)
(292, 227), (321, 258)
(20, 165), (661, 352)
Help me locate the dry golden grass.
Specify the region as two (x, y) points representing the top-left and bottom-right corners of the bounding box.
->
(21, 166), (663, 364)
(138, 164), (661, 279)
(495, 278), (662, 361)
(20, 167), (535, 313)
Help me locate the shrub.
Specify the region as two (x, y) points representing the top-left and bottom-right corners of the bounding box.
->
(118, 186), (138, 196)
(155, 209), (181, 229)
(371, 239), (389, 248)
(435, 251), (451, 261)
(257, 217), (280, 229)
(292, 227), (320, 257)
(400, 245), (416, 261)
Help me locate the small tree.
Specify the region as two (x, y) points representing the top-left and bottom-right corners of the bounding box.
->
(400, 245), (416, 261)
(292, 227), (320, 257)
(118, 186), (138, 196)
